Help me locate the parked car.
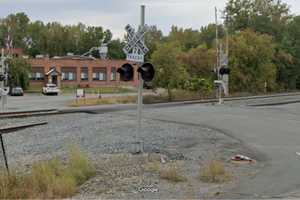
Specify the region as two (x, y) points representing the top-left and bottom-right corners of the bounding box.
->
(42, 84), (60, 95)
(10, 87), (24, 96)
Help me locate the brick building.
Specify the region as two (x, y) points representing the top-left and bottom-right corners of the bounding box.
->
(29, 56), (138, 88)
(1, 48), (24, 58)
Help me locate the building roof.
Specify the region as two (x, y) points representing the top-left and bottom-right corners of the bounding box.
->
(46, 68), (61, 76)
(51, 55), (97, 60)
(1, 48), (23, 56)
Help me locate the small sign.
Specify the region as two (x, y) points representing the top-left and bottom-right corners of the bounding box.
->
(220, 50), (228, 67)
(127, 53), (144, 63)
(76, 89), (85, 98)
(0, 88), (8, 97)
(214, 80), (228, 96)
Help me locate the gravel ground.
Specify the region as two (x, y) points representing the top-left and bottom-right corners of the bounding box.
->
(0, 112), (260, 198)
(0, 113), (236, 166)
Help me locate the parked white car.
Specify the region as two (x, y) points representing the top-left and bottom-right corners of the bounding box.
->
(42, 84), (60, 95)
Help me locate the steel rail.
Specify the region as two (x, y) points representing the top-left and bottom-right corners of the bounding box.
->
(0, 121), (48, 174)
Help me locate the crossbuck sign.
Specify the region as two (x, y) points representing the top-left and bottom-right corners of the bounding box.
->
(123, 24), (149, 63)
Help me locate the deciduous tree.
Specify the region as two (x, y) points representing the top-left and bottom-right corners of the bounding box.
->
(229, 29), (277, 93)
(7, 57), (31, 89)
(151, 42), (188, 100)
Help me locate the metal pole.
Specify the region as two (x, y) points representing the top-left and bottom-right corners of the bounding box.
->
(215, 7), (222, 104)
(0, 134), (9, 174)
(0, 49), (5, 112)
(215, 7), (219, 78)
(136, 5), (145, 153)
(225, 26), (229, 58)
(225, 14), (230, 97)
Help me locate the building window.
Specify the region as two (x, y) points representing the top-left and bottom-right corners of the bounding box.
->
(30, 67), (44, 81)
(62, 72), (76, 81)
(61, 67), (76, 81)
(30, 72), (44, 80)
(111, 67), (116, 81)
(92, 68), (107, 81)
(81, 67), (88, 81)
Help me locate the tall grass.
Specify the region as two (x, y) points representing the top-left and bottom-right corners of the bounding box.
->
(159, 163), (187, 183)
(0, 145), (95, 199)
(199, 160), (231, 183)
(62, 86), (135, 94)
(69, 96), (137, 107)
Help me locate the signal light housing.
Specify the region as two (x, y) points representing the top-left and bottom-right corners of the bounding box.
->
(117, 63), (134, 81)
(137, 63), (155, 82)
(0, 74), (5, 81)
(219, 67), (230, 75)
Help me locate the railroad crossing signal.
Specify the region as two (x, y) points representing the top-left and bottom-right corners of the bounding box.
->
(0, 49), (8, 112)
(124, 25), (149, 55)
(121, 5), (155, 154)
(123, 24), (150, 63)
(117, 62), (155, 82)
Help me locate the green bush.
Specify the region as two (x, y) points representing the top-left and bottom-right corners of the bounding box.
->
(183, 77), (213, 96)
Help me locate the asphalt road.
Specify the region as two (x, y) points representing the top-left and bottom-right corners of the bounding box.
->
(4, 94), (73, 111)
(3, 93), (138, 111)
(131, 102), (300, 198)
(3, 92), (300, 112)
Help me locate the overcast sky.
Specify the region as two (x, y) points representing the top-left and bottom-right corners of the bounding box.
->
(1, 0), (300, 39)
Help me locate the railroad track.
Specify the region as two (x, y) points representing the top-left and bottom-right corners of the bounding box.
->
(0, 121), (48, 173)
(0, 121), (48, 135)
(0, 109), (59, 119)
(0, 92), (300, 118)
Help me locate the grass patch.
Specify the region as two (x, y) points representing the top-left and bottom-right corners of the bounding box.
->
(0, 145), (95, 199)
(69, 96), (136, 107)
(144, 161), (161, 173)
(144, 89), (215, 104)
(26, 85), (135, 94)
(62, 86), (135, 94)
(199, 160), (231, 183)
(159, 163), (187, 183)
(26, 85), (43, 93)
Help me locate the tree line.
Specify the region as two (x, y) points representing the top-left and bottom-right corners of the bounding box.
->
(151, 0), (300, 98)
(1, 0), (300, 95)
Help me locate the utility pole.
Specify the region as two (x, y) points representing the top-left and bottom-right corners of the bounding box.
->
(136, 5), (145, 153)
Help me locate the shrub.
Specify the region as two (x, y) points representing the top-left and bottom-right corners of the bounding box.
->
(68, 145), (95, 185)
(0, 145), (95, 199)
(183, 77), (213, 96)
(199, 160), (231, 183)
(159, 164), (187, 183)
